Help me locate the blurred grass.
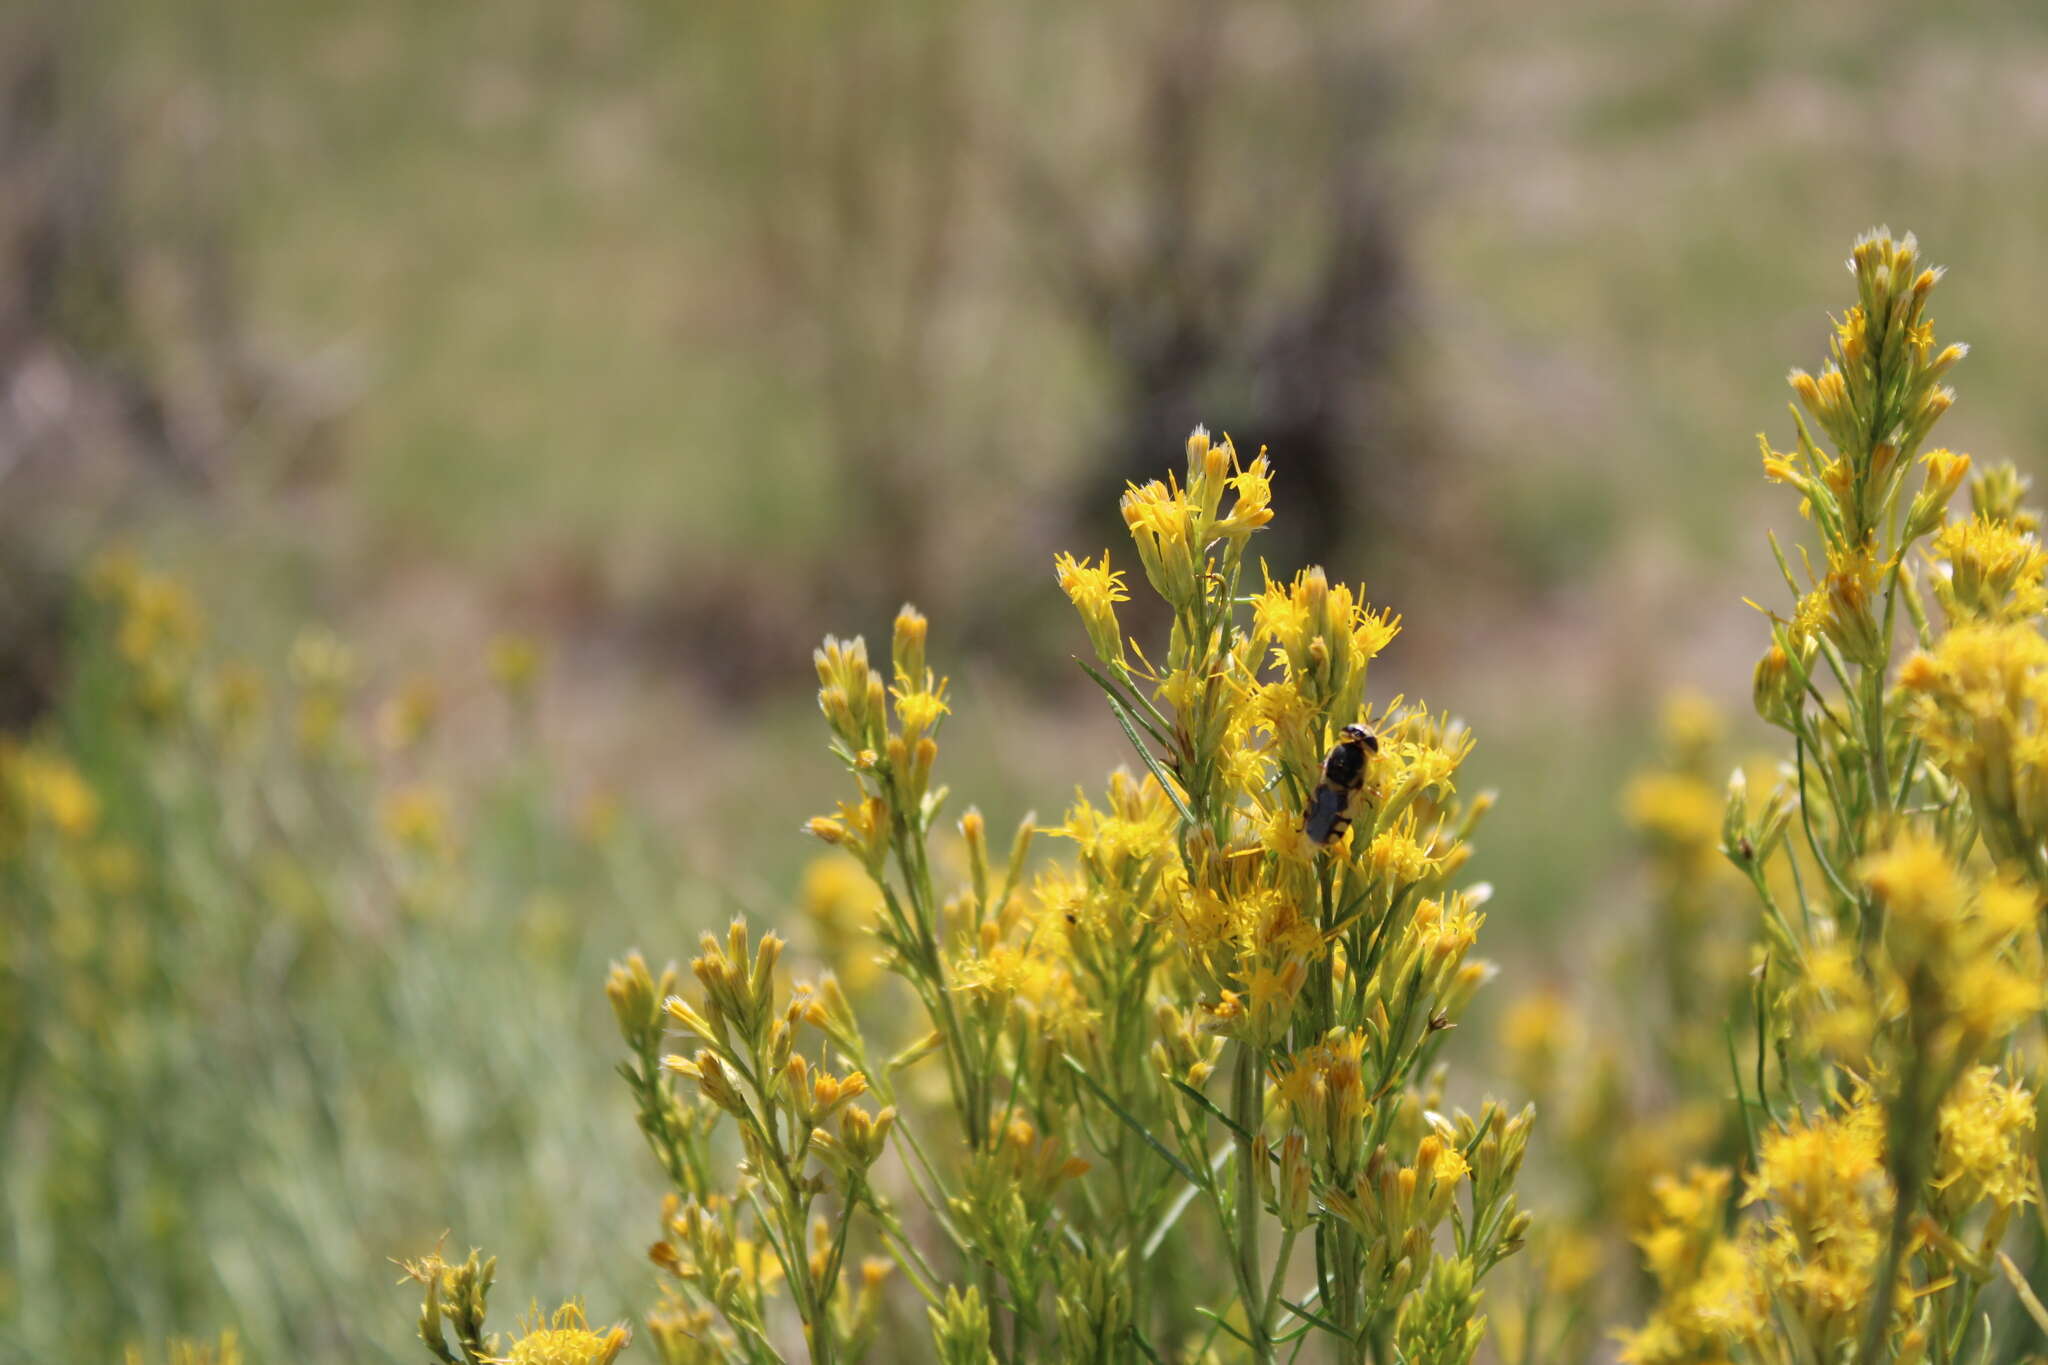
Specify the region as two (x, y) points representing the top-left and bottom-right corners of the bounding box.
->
(0, 572), (685, 1361)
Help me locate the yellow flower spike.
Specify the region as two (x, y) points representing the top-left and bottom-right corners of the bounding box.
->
(815, 635), (886, 752)
(1970, 462), (2038, 531)
(1742, 1102), (1898, 1352)
(1617, 1167), (1769, 1365)
(747, 927), (784, 1012)
(1753, 638), (1810, 729)
(1857, 831), (2043, 1056)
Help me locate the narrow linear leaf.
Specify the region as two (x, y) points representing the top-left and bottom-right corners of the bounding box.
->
(1278, 1296), (1351, 1338)
(1998, 1252), (2048, 1337)
(1125, 1326), (1167, 1364)
(1195, 1307), (1257, 1349)
(1094, 688), (1198, 827)
(1062, 1053), (1199, 1185)
(1074, 657), (1175, 747)
(1170, 1075), (1255, 1144)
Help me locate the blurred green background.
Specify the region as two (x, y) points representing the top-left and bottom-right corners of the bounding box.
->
(6, 0), (2048, 1359)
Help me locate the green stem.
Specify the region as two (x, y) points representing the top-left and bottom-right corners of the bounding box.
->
(1231, 1042), (1274, 1363)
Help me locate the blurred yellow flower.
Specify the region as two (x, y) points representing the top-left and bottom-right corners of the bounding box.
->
(1932, 1065), (2036, 1214)
(9, 748), (99, 839)
(381, 783), (454, 861)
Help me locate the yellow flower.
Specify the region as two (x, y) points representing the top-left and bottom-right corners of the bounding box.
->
(1363, 818), (1441, 887)
(1931, 515), (2048, 622)
(1901, 620), (2048, 864)
(1622, 771), (1722, 857)
(114, 571), (202, 670)
(1932, 1065), (2036, 1214)
(1496, 988), (1579, 1097)
(1859, 832), (2042, 1054)
(489, 633), (543, 699)
(381, 783), (454, 861)
(798, 854), (885, 991)
(1250, 566), (1399, 719)
(1744, 1103), (1893, 1352)
(8, 748), (99, 839)
(1120, 475), (1202, 609)
(496, 1303), (629, 1365)
(1054, 550), (1130, 665)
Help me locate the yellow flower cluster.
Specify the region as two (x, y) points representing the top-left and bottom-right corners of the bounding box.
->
(1619, 1167), (1767, 1365)
(1900, 622), (2048, 870)
(497, 1303), (631, 1365)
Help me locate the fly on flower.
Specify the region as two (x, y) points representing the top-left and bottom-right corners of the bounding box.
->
(1305, 723), (1378, 844)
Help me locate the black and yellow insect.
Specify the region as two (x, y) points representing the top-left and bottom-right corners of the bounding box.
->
(1303, 723), (1378, 845)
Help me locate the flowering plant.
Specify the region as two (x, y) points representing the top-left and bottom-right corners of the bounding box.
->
(438, 426), (1535, 1364)
(1623, 231), (2048, 1365)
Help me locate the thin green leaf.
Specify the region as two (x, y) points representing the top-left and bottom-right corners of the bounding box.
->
(1061, 1054), (1199, 1186)
(1170, 1075), (1255, 1144)
(1074, 657), (1173, 749)
(1195, 1308), (1257, 1349)
(1278, 1296), (1352, 1338)
(1091, 687), (1198, 828)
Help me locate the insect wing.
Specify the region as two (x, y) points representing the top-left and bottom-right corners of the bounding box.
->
(1304, 785), (1349, 844)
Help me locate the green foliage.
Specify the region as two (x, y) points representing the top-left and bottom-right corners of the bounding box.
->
(0, 561), (677, 1361)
